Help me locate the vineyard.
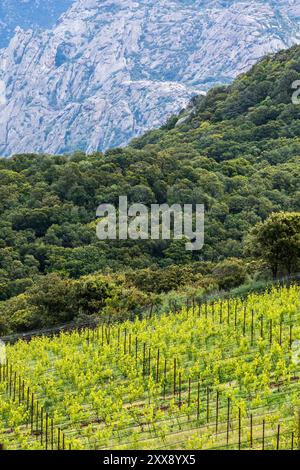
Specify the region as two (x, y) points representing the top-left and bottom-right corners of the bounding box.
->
(0, 285), (300, 450)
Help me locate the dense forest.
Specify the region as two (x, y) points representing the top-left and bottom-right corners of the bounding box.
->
(0, 45), (300, 333)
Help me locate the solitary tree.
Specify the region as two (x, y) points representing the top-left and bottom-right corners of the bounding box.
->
(245, 212), (300, 279)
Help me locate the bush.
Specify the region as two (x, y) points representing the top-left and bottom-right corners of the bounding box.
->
(212, 258), (247, 290)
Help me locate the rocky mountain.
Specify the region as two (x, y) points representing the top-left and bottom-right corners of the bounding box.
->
(0, 0), (300, 156)
(0, 0), (73, 48)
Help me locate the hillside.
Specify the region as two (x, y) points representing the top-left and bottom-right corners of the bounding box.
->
(1, 1), (300, 155)
(0, 0), (73, 48)
(0, 286), (299, 450)
(0, 45), (300, 332)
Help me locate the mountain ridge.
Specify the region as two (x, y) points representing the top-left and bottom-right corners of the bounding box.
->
(0, 0), (73, 49)
(1, 0), (300, 156)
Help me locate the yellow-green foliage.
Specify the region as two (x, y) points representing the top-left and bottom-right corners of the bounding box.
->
(0, 286), (299, 450)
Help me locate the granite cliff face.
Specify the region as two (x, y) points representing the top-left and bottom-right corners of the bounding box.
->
(0, 0), (300, 156)
(0, 0), (73, 48)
